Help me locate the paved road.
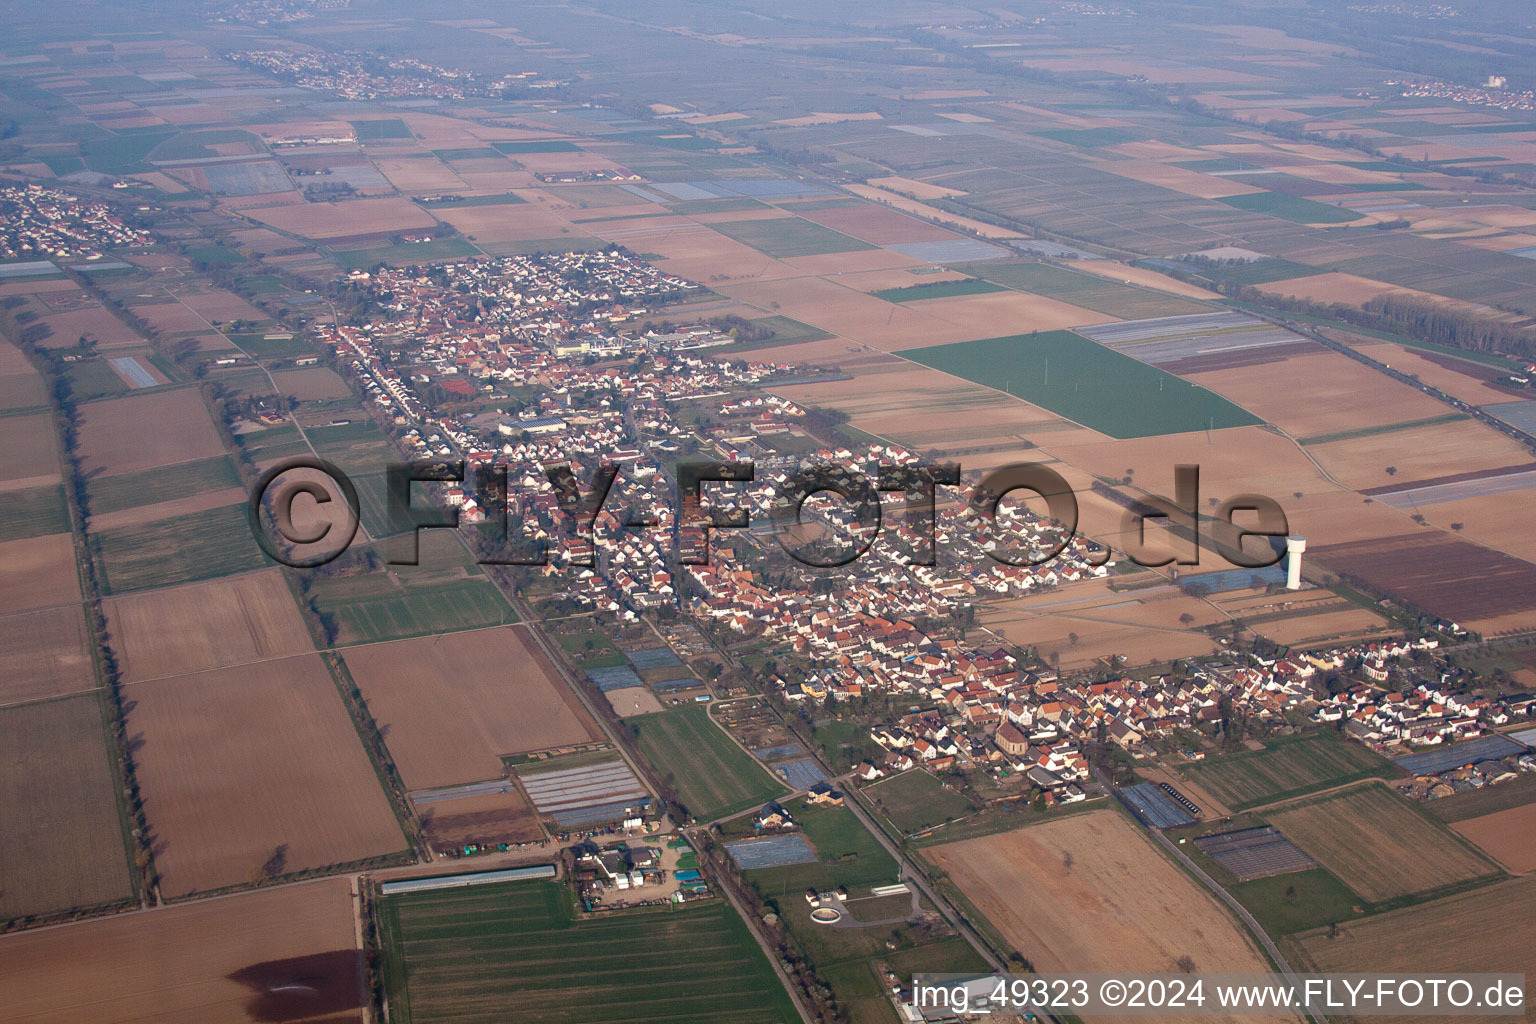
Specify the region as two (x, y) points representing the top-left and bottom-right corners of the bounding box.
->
(481, 573), (817, 1024)
(1099, 770), (1327, 1024)
(840, 790), (1004, 972)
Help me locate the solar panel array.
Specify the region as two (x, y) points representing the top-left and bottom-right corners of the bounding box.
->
(517, 760), (649, 828)
(753, 743), (806, 761)
(1392, 733), (1529, 776)
(649, 675), (701, 692)
(627, 647), (683, 670)
(585, 665), (644, 692)
(1195, 826), (1315, 881)
(1122, 783), (1196, 829)
(773, 758), (829, 790)
(724, 833), (818, 870)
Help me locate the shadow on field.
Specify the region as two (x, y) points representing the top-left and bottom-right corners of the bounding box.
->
(228, 949), (364, 1022)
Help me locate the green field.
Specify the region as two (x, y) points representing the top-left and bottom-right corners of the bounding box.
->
(666, 197), (767, 215)
(308, 570), (518, 645)
(1164, 257), (1316, 288)
(630, 705), (785, 821)
(1182, 734), (1398, 811)
(547, 621), (622, 662)
(740, 802), (901, 898)
(414, 192), (526, 208)
(348, 471), (397, 539)
(964, 260), (1212, 318)
(491, 140), (581, 154)
(0, 483), (69, 542)
(897, 331), (1263, 438)
(431, 147), (503, 161)
(306, 419), (399, 477)
(1033, 127), (1144, 147)
(238, 274), (288, 294)
(87, 454), (240, 514)
(709, 218), (878, 258)
(378, 880), (797, 1024)
(611, 131), (721, 152)
(186, 244), (244, 266)
(224, 331), (312, 359)
(732, 315), (832, 347)
(1346, 182), (1430, 192)
(63, 358), (131, 402)
(332, 237), (480, 271)
(1229, 868), (1361, 936)
(350, 118), (412, 140)
(871, 279), (1004, 303)
(863, 770), (974, 835)
(81, 130), (175, 174)
(145, 129), (259, 163)
(90, 502), (267, 594)
(1217, 192), (1363, 225)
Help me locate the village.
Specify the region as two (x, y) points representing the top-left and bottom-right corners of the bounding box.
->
(227, 47), (563, 101)
(309, 248), (1536, 824)
(1387, 75), (1536, 112)
(0, 184), (152, 262)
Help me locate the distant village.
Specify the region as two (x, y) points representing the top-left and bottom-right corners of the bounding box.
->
(0, 184), (152, 261)
(1388, 76), (1535, 113)
(227, 47), (563, 100)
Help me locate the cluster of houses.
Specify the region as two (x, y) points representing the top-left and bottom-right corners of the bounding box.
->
(312, 253), (1536, 816)
(1387, 76), (1536, 112)
(847, 637), (1536, 806)
(1311, 656), (1536, 748)
(572, 840), (661, 892)
(755, 785), (846, 831)
(228, 48), (561, 101)
(215, 0), (349, 25)
(0, 184), (152, 260)
(317, 251), (822, 554)
(1397, 754), (1536, 802)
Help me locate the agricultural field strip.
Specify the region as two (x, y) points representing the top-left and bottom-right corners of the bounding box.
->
(382, 881), (796, 1024)
(1195, 827), (1317, 880)
(724, 834), (819, 870)
(1266, 783), (1501, 902)
(632, 706), (787, 820)
(1182, 736), (1396, 811)
(896, 330), (1262, 438)
(515, 762), (648, 813)
(1075, 311), (1261, 344)
(410, 779), (524, 804)
(1375, 469), (1536, 509)
(1076, 313), (1302, 364)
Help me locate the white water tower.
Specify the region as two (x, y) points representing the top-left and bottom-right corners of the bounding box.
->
(1285, 536), (1307, 590)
